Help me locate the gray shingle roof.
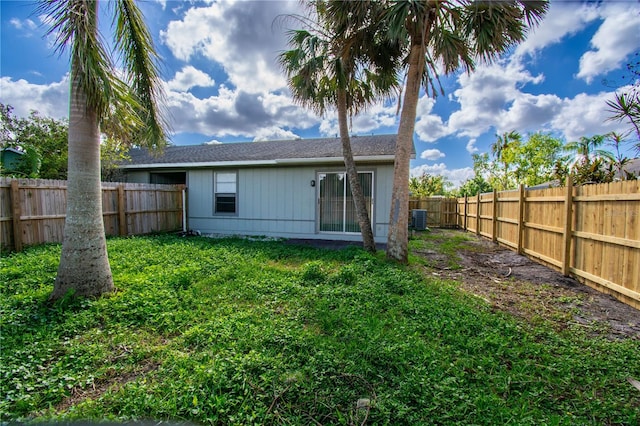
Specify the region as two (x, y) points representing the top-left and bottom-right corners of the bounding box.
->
(124, 134), (399, 167)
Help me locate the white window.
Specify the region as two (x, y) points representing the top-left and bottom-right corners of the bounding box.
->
(214, 172), (237, 214)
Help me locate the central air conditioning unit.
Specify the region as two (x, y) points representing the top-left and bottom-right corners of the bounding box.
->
(411, 209), (428, 231)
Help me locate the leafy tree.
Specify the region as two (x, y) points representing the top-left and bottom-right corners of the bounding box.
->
(473, 131), (563, 190)
(279, 0), (400, 253)
(101, 136), (130, 182)
(40, 0), (168, 300)
(0, 104), (68, 179)
(409, 173), (452, 197)
(455, 175), (493, 197)
(1, 103), (134, 181)
(0, 104), (18, 145)
(380, 0), (548, 263)
(490, 130), (521, 189)
(514, 132), (563, 187)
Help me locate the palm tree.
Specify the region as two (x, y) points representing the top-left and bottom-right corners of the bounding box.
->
(606, 131), (632, 178)
(382, 0), (548, 263)
(562, 135), (614, 169)
(491, 130), (521, 189)
(606, 91), (640, 152)
(41, 0), (168, 300)
(279, 1), (400, 253)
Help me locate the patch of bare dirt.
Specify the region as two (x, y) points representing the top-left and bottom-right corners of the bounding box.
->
(416, 229), (640, 341)
(54, 359), (160, 413)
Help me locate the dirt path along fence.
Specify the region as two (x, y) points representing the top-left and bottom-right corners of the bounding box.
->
(1, 178), (186, 252)
(457, 179), (640, 310)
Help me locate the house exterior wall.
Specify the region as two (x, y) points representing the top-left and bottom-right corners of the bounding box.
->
(184, 163), (393, 242)
(124, 163), (393, 242)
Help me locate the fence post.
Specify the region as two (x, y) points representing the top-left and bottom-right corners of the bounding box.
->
(464, 195), (468, 231)
(181, 187), (187, 232)
(476, 192), (481, 236)
(562, 175), (573, 276)
(117, 184), (127, 236)
(10, 180), (23, 252)
(517, 184), (525, 255)
(492, 188), (498, 243)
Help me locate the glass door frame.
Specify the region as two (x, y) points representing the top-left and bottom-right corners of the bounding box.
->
(316, 170), (374, 235)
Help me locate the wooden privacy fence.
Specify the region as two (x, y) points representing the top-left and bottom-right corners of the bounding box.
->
(0, 178), (186, 252)
(409, 197), (458, 228)
(457, 179), (640, 309)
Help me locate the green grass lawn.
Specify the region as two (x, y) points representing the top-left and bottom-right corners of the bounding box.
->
(1, 235), (639, 425)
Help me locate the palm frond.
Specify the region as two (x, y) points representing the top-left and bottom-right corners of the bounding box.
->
(39, 0), (117, 118)
(113, 0), (169, 148)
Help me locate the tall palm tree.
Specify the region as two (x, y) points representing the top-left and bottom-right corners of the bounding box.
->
(562, 135), (615, 168)
(41, 0), (168, 300)
(491, 130), (521, 189)
(382, 0), (548, 263)
(279, 1), (400, 253)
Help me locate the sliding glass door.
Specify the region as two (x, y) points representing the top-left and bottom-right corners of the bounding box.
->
(318, 171), (373, 233)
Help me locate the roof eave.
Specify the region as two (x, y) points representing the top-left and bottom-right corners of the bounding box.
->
(120, 155), (396, 169)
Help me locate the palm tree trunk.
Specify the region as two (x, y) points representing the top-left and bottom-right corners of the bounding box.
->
(337, 88), (376, 253)
(51, 73), (114, 300)
(386, 42), (425, 263)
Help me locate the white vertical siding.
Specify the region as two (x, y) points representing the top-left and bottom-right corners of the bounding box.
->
(185, 163), (393, 242)
(373, 165), (393, 239)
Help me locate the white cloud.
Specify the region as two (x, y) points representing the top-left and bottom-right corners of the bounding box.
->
(515, 2), (599, 57)
(420, 149), (445, 161)
(253, 127), (299, 141)
(160, 1), (300, 94)
(317, 101), (398, 137)
(205, 139), (222, 145)
(414, 96), (450, 142)
(10, 18), (37, 31)
(496, 93), (562, 135)
(576, 4), (640, 83)
(153, 0), (167, 11)
(448, 62), (545, 138)
(0, 76), (69, 119)
(165, 85), (318, 138)
(550, 89), (631, 142)
(444, 57), (629, 144)
(166, 66), (215, 92)
(466, 139), (478, 154)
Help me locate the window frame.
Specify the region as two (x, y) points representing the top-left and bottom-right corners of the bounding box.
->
(317, 170), (374, 234)
(213, 171), (238, 215)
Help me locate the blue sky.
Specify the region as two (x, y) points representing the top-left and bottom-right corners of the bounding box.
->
(1, 0), (639, 186)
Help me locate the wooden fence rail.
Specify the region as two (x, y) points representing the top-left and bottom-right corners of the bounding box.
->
(457, 179), (640, 310)
(409, 197), (458, 228)
(1, 178), (186, 252)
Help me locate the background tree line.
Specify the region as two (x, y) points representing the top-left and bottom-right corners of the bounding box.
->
(0, 103), (128, 181)
(412, 128), (638, 198)
(4, 99), (637, 198)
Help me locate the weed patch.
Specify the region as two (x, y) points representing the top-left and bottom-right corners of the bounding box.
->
(1, 235), (639, 424)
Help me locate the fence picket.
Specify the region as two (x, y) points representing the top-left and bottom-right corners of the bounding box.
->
(0, 178), (185, 252)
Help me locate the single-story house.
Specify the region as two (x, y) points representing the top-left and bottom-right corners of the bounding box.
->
(121, 134), (406, 243)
